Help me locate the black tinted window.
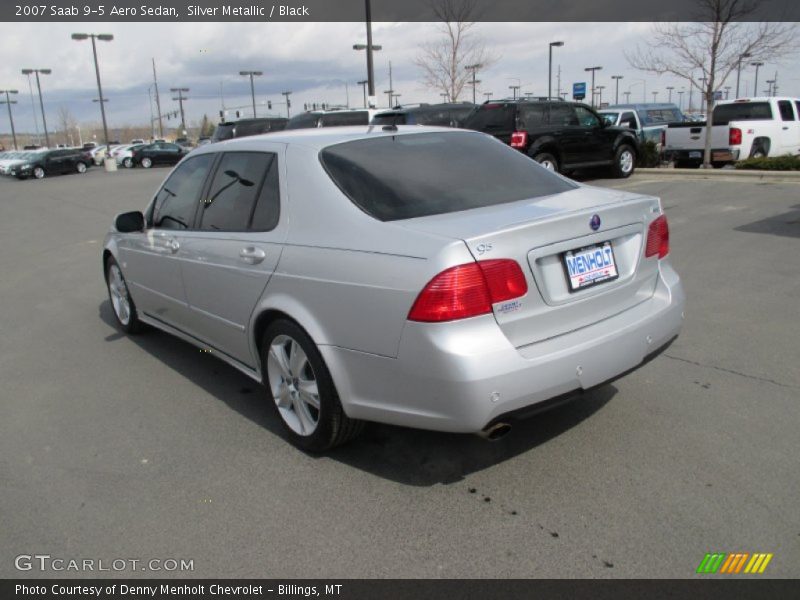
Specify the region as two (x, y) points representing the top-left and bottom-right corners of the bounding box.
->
(550, 104), (578, 126)
(574, 106), (600, 127)
(518, 105), (547, 128)
(200, 152), (272, 231)
(236, 120), (269, 136)
(286, 113), (322, 129)
(778, 101), (795, 121)
(320, 132), (576, 222)
(152, 155), (214, 229)
(212, 124), (235, 142)
(620, 112), (637, 127)
(372, 113), (408, 126)
(250, 156), (280, 231)
(713, 102), (773, 125)
(320, 112), (369, 126)
(463, 104), (515, 131)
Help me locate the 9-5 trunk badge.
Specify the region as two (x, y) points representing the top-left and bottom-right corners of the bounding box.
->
(590, 214), (601, 231)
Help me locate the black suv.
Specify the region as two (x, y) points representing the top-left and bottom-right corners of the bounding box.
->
(370, 102), (475, 127)
(11, 148), (92, 180)
(463, 99), (639, 178)
(211, 117), (289, 143)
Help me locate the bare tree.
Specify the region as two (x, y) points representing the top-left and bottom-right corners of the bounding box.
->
(414, 0), (497, 102)
(626, 0), (797, 168)
(56, 106), (78, 146)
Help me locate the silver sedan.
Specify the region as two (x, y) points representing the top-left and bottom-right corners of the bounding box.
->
(103, 126), (685, 451)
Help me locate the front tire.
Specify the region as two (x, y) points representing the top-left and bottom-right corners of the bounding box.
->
(612, 145), (636, 178)
(105, 257), (143, 334)
(33, 166), (45, 179)
(140, 157), (153, 169)
(123, 157), (133, 168)
(532, 152), (559, 173)
(262, 319), (363, 452)
(76, 162), (87, 174)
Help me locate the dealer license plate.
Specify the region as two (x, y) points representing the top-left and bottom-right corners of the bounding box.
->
(563, 242), (619, 292)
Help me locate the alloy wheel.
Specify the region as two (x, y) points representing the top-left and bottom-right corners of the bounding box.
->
(266, 335), (321, 436)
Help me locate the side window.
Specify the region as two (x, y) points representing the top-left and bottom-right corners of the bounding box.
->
(320, 112), (369, 126)
(152, 154), (214, 230)
(795, 102), (800, 120)
(574, 106), (600, 127)
(518, 105), (547, 128)
(778, 101), (795, 121)
(250, 155), (281, 231)
(620, 112), (637, 128)
(549, 104), (578, 126)
(200, 152), (274, 231)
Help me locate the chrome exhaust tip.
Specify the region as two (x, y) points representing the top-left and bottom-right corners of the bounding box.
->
(478, 422), (512, 441)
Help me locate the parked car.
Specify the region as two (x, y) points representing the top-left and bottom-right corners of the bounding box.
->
(285, 108), (381, 129)
(598, 103), (684, 147)
(463, 98), (640, 177)
(371, 102), (476, 127)
(103, 126), (684, 451)
(88, 144), (110, 165)
(130, 142), (190, 168)
(116, 144), (148, 168)
(663, 97), (800, 167)
(0, 151), (37, 175)
(211, 117), (289, 143)
(10, 148), (92, 179)
(130, 138), (145, 144)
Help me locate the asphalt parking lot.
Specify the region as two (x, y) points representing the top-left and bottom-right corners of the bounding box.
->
(0, 166), (798, 579)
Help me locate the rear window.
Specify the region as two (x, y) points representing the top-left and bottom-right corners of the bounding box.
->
(713, 102), (773, 125)
(320, 112), (369, 127)
(463, 104), (516, 131)
(372, 113), (408, 126)
(320, 131), (576, 222)
(286, 113), (322, 129)
(211, 124), (235, 142)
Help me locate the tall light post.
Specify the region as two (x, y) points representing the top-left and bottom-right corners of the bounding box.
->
(508, 85), (520, 99)
(652, 91), (659, 102)
(677, 90), (684, 110)
(611, 75), (623, 104)
(71, 33), (113, 153)
(624, 91), (631, 103)
(170, 88), (189, 133)
(724, 86), (731, 99)
(765, 79), (775, 96)
(735, 53), (751, 98)
(584, 66), (602, 107)
(353, 0), (382, 108)
(281, 91), (292, 117)
(21, 69), (51, 147)
(440, 93), (449, 102)
(239, 70), (263, 118)
(596, 85), (605, 107)
(548, 41), (564, 100)
(23, 72), (41, 144)
(750, 62), (764, 98)
(0, 90), (19, 150)
(357, 79), (368, 108)
(484, 92), (493, 101)
(465, 64), (482, 105)
(666, 86), (674, 103)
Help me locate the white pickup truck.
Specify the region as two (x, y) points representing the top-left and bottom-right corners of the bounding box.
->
(663, 97), (800, 167)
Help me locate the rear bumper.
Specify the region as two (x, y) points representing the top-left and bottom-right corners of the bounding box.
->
(665, 147), (738, 164)
(321, 261), (685, 433)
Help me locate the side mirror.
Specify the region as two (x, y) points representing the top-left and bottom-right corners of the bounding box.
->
(115, 211), (145, 233)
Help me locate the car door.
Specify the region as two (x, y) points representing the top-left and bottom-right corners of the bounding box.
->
(776, 101), (798, 154)
(548, 103), (585, 166)
(178, 147), (287, 366)
(573, 105), (609, 163)
(116, 154), (215, 331)
(44, 150), (63, 174)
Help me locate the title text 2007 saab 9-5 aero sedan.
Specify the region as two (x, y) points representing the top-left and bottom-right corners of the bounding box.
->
(103, 126), (685, 451)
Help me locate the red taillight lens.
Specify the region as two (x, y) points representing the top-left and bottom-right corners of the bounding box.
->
(510, 131), (528, 149)
(729, 127), (742, 145)
(408, 259), (528, 322)
(645, 215), (670, 259)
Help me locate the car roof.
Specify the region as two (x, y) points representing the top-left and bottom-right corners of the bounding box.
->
(191, 125), (464, 153)
(605, 103), (681, 110)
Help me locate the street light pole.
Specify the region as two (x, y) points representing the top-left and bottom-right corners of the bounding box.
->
(584, 66), (602, 107)
(22, 69), (51, 147)
(152, 58), (164, 138)
(596, 85), (605, 107)
(170, 88), (189, 133)
(735, 53), (751, 98)
(72, 33), (113, 152)
(750, 62), (764, 98)
(357, 80), (368, 108)
(239, 70), (263, 118)
(666, 86), (674, 103)
(352, 0), (383, 107)
(0, 90), (19, 150)
(611, 75), (623, 104)
(548, 41), (563, 100)
(466, 64), (482, 104)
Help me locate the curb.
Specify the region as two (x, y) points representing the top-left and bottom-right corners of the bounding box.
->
(637, 168), (800, 180)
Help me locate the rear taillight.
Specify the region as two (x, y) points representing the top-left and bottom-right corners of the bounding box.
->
(408, 259), (528, 322)
(729, 127), (742, 145)
(660, 129), (666, 146)
(510, 131), (528, 149)
(645, 215), (669, 259)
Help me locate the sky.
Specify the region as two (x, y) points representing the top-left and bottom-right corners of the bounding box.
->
(0, 21), (798, 139)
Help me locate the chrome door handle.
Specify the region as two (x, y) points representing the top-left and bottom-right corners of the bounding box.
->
(166, 239), (180, 253)
(239, 246), (266, 264)
(782, 126), (789, 130)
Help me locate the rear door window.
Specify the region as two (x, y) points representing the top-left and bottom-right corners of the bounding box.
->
(463, 104), (516, 131)
(549, 104), (578, 126)
(200, 152), (274, 231)
(320, 131), (576, 221)
(518, 104), (547, 128)
(778, 101), (795, 121)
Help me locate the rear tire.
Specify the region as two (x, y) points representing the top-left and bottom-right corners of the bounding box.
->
(532, 152), (559, 173)
(123, 157), (133, 168)
(612, 145), (636, 178)
(76, 162), (87, 174)
(140, 157), (153, 169)
(262, 319), (364, 452)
